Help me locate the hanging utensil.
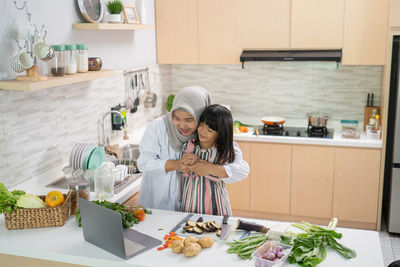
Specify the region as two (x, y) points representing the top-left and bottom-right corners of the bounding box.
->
(143, 71), (157, 108)
(130, 74), (138, 113)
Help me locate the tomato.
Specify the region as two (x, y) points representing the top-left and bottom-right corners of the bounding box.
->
(133, 209), (146, 221)
(239, 126), (249, 133)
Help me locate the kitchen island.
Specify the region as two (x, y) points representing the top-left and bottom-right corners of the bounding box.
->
(0, 208), (384, 267)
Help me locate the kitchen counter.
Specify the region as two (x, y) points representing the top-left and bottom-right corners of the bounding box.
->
(233, 119), (382, 148)
(0, 208), (384, 267)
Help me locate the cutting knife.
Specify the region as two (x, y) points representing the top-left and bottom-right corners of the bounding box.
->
(170, 213), (193, 233)
(219, 215), (230, 240)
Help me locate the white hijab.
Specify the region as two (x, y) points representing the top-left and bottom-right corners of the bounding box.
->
(163, 86), (211, 151)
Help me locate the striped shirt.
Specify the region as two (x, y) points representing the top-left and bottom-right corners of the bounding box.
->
(180, 139), (232, 216)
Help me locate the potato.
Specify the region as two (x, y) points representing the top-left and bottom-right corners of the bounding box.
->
(184, 242), (202, 257)
(197, 236), (214, 248)
(184, 236), (198, 246)
(171, 240), (184, 254)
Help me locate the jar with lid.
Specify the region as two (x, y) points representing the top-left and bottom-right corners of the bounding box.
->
(64, 44), (77, 75)
(69, 179), (90, 215)
(76, 43), (88, 73)
(50, 45), (65, 76)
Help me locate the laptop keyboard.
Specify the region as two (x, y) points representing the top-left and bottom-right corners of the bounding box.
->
(124, 238), (146, 255)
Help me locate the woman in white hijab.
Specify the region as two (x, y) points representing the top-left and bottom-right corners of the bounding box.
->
(137, 86), (249, 211)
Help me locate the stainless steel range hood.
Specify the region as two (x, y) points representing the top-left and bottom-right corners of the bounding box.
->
(240, 50), (342, 68)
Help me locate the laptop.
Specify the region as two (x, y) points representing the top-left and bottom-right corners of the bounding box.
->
(78, 198), (162, 259)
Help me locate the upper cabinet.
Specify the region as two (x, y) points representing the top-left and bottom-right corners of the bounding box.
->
(390, 0), (400, 27)
(155, 0), (198, 64)
(155, 0), (390, 65)
(291, 0), (344, 49)
(242, 0), (290, 49)
(198, 0), (242, 64)
(342, 0), (389, 65)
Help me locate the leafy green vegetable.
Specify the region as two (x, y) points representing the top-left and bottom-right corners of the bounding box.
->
(0, 182), (25, 213)
(76, 200), (152, 228)
(165, 94), (175, 112)
(17, 194), (46, 208)
(233, 120), (252, 127)
(281, 218), (356, 267)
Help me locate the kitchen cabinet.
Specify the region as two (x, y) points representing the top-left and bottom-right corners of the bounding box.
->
(198, 0), (242, 64)
(241, 0), (290, 49)
(226, 141), (250, 211)
(249, 142), (291, 215)
(291, 145), (335, 219)
(155, 0), (198, 64)
(234, 140), (381, 229)
(390, 0), (400, 27)
(342, 0), (389, 65)
(332, 147), (381, 224)
(291, 0), (344, 49)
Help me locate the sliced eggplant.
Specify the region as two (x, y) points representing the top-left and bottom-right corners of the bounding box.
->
(202, 223), (210, 232)
(184, 226), (194, 233)
(193, 226), (203, 234)
(210, 221), (220, 230)
(186, 220), (197, 227)
(197, 217), (204, 222)
(216, 229), (221, 236)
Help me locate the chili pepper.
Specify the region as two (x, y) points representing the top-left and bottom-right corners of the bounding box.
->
(158, 232), (182, 251)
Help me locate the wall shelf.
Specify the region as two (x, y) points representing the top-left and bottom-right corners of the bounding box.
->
(72, 23), (155, 30)
(0, 70), (117, 91)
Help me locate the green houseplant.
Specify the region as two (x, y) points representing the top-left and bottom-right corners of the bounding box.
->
(107, 0), (124, 23)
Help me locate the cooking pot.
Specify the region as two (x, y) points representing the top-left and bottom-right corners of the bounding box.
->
(261, 116), (286, 126)
(308, 113), (328, 127)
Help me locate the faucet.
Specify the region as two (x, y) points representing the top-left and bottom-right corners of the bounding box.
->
(98, 110), (128, 147)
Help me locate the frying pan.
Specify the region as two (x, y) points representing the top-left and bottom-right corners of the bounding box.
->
(261, 116), (286, 126)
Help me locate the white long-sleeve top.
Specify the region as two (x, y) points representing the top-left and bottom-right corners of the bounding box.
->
(137, 117), (250, 211)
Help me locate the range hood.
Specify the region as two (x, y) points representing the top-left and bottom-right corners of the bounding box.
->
(240, 50), (342, 68)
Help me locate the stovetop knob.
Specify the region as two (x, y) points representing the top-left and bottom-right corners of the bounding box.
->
(297, 131), (301, 136)
(285, 131), (289, 136)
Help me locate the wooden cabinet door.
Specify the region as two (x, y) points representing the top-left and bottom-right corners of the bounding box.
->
(291, 0), (344, 48)
(390, 0), (400, 27)
(227, 141), (250, 211)
(342, 0), (389, 65)
(155, 0), (198, 64)
(250, 143), (291, 215)
(332, 147), (381, 223)
(242, 0), (290, 49)
(291, 145), (335, 218)
(198, 0), (242, 64)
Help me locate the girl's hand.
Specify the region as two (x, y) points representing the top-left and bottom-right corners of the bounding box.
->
(182, 153), (198, 166)
(188, 159), (213, 176)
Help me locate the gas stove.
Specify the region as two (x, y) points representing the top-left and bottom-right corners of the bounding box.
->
(254, 124), (334, 139)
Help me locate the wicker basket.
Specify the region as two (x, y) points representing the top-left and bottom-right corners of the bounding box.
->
(3, 190), (72, 230)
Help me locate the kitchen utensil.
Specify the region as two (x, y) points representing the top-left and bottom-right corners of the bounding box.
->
(9, 54), (27, 73)
(130, 74), (139, 113)
(77, 0), (104, 23)
(261, 116), (286, 126)
(367, 93), (371, 106)
(34, 41), (53, 60)
(18, 51), (33, 69)
(144, 93), (157, 108)
(219, 215), (231, 240)
(170, 213), (194, 233)
(307, 113), (328, 127)
(371, 93), (374, 106)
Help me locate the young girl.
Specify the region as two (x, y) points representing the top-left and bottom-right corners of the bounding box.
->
(180, 104), (249, 216)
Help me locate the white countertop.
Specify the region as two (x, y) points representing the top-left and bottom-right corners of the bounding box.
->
(233, 118), (382, 148)
(0, 209), (384, 267)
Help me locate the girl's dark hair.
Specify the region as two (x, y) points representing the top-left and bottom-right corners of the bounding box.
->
(196, 104), (235, 164)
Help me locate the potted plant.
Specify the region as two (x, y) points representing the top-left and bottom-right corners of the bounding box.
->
(107, 0), (124, 23)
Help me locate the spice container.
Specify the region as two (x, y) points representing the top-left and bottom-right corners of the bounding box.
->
(64, 44), (77, 74)
(69, 179), (90, 215)
(50, 45), (65, 76)
(76, 43), (88, 73)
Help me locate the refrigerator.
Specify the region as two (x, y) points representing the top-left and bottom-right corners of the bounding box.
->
(386, 36), (400, 233)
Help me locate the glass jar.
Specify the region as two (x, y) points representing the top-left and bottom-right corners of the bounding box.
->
(76, 43), (88, 73)
(50, 45), (65, 76)
(64, 44), (77, 75)
(94, 167), (114, 200)
(69, 179), (90, 216)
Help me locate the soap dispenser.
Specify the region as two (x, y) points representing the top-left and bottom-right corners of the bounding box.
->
(111, 104), (126, 130)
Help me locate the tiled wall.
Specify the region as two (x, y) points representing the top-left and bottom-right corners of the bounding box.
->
(0, 65), (171, 188)
(169, 62), (383, 123)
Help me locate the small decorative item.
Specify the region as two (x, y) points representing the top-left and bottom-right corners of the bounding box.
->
(88, 57), (102, 71)
(122, 5), (141, 24)
(106, 0), (124, 23)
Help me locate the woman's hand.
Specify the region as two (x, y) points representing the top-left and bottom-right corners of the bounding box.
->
(181, 153), (198, 166)
(188, 160), (229, 178)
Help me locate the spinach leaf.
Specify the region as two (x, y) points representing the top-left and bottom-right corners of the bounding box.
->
(0, 183), (25, 213)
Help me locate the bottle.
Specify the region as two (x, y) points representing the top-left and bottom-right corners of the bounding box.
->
(76, 44), (88, 73)
(50, 45), (65, 76)
(64, 44), (77, 75)
(69, 179), (90, 215)
(369, 109), (377, 127)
